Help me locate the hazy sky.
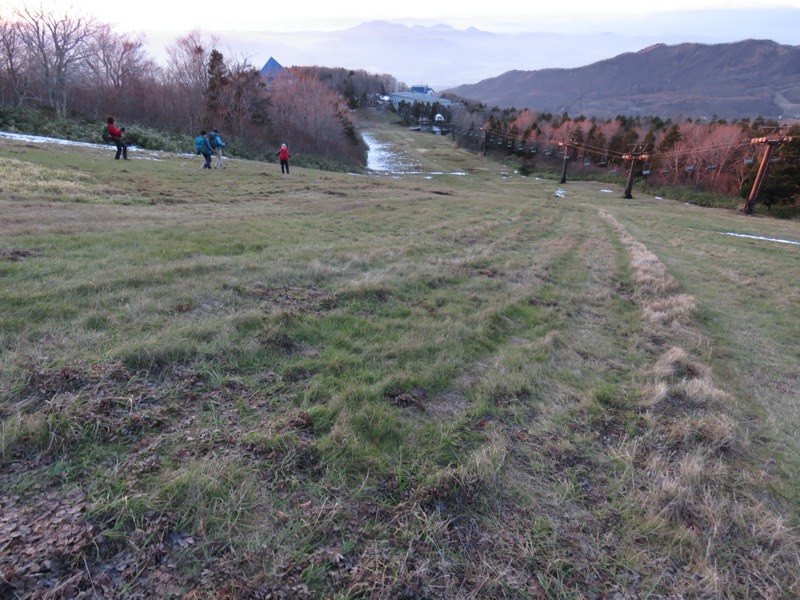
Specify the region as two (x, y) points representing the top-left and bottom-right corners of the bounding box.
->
(3, 0), (799, 88)
(3, 0), (800, 34)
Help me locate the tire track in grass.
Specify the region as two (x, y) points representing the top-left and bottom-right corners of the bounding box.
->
(599, 210), (800, 597)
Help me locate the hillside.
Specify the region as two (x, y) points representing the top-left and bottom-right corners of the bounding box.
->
(445, 39), (800, 119)
(2, 116), (800, 597)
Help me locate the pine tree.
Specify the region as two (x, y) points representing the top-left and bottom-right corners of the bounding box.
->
(658, 123), (682, 153)
(206, 49), (227, 119)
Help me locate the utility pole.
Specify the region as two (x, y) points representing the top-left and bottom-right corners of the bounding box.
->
(741, 135), (793, 215)
(623, 146), (649, 199)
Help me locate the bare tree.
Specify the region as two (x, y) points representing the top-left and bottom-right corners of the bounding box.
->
(83, 24), (158, 119)
(164, 29), (217, 132)
(216, 56), (269, 146)
(14, 4), (98, 117)
(0, 18), (31, 105)
(269, 71), (361, 162)
(87, 25), (152, 91)
(510, 109), (537, 137)
(701, 123), (750, 193)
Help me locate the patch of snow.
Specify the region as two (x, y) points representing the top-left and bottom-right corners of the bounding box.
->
(0, 130), (112, 149)
(0, 130), (172, 161)
(0, 131), (144, 151)
(600, 189), (614, 193)
(721, 232), (800, 246)
(1, 131), (249, 164)
(361, 130), (470, 177)
(554, 188), (566, 198)
(361, 131), (419, 174)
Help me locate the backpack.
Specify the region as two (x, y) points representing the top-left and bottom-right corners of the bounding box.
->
(207, 133), (218, 150)
(195, 135), (209, 154)
(101, 125), (112, 143)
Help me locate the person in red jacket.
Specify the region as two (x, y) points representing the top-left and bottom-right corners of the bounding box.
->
(277, 143), (291, 174)
(107, 116), (128, 160)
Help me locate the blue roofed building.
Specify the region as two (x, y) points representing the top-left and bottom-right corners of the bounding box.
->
(260, 57), (284, 82)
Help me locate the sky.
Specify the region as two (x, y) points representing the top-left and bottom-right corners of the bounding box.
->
(3, 0), (799, 89)
(3, 0), (800, 35)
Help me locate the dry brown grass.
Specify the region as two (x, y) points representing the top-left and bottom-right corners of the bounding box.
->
(601, 210), (799, 598)
(0, 157), (101, 200)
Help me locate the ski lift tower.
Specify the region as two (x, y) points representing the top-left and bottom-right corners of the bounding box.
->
(740, 134), (793, 215)
(623, 147), (650, 199)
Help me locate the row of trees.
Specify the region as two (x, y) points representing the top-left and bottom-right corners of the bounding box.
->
(290, 66), (398, 109)
(445, 100), (799, 204)
(0, 5), (399, 166)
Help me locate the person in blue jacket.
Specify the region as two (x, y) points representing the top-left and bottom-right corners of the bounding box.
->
(195, 130), (213, 169)
(209, 128), (226, 169)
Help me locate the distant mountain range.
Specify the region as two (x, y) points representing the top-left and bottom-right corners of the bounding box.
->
(139, 13), (800, 119)
(444, 39), (800, 119)
(142, 8), (800, 94)
(192, 21), (672, 90)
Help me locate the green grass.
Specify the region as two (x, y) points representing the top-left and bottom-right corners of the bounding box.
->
(1, 113), (799, 598)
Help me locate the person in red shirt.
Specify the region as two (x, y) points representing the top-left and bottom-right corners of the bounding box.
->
(277, 143), (291, 174)
(107, 116), (128, 160)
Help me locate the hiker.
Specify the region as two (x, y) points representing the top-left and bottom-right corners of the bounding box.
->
(195, 130), (213, 169)
(277, 143), (291, 174)
(107, 116), (128, 160)
(209, 129), (226, 169)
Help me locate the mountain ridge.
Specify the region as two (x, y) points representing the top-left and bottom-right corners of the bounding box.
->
(443, 39), (800, 119)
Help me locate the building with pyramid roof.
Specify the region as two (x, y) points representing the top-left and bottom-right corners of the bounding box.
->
(260, 57), (284, 82)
